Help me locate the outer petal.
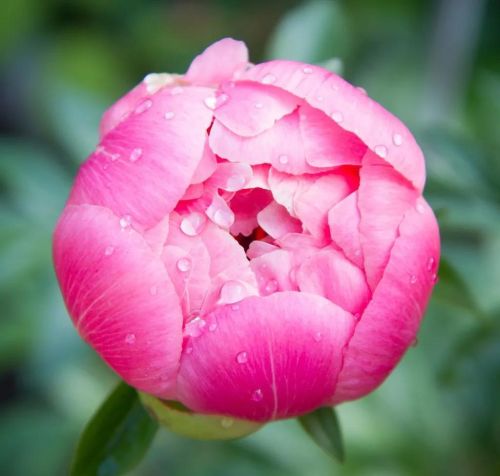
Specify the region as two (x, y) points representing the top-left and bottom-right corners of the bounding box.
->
(328, 192), (363, 268)
(185, 38), (249, 85)
(332, 200), (440, 403)
(69, 86), (214, 229)
(213, 81), (297, 136)
(53, 205), (183, 398)
(176, 293), (355, 421)
(241, 61), (425, 190)
(358, 152), (417, 290)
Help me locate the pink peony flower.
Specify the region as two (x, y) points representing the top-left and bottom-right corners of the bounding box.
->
(53, 38), (440, 423)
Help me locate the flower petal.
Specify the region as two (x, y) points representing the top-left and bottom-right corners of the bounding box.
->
(69, 86), (214, 229)
(296, 248), (370, 315)
(257, 201), (302, 239)
(53, 204), (183, 398)
(185, 38), (249, 85)
(176, 292), (355, 421)
(213, 81), (298, 136)
(358, 152), (417, 290)
(332, 200), (440, 403)
(242, 61), (425, 190)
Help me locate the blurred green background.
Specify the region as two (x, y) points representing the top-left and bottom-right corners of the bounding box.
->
(1, 0), (499, 475)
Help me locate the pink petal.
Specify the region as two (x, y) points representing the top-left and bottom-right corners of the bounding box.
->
(185, 38), (249, 85)
(296, 248), (370, 315)
(176, 292), (355, 421)
(206, 161), (253, 192)
(241, 61), (425, 190)
(229, 188), (273, 237)
(358, 152), (417, 290)
(328, 192), (363, 268)
(257, 201), (302, 239)
(293, 171), (358, 239)
(213, 81), (298, 137)
(205, 193), (235, 230)
(247, 240), (279, 259)
(250, 249), (297, 294)
(53, 205), (183, 398)
(332, 200), (440, 403)
(191, 139), (218, 184)
(69, 86), (214, 229)
(299, 104), (367, 167)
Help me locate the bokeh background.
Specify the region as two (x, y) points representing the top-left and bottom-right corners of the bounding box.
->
(1, 0), (499, 475)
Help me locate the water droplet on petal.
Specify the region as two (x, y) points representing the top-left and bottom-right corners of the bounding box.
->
(410, 275), (417, 284)
(314, 332), (322, 342)
(213, 208), (234, 229)
(171, 86), (183, 95)
(331, 111), (343, 123)
(185, 317), (206, 338)
(278, 154), (289, 164)
(204, 96), (217, 110)
(180, 212), (206, 236)
(110, 153), (120, 162)
(254, 102), (264, 109)
(261, 73), (276, 84)
(427, 257), (436, 271)
(125, 333), (136, 344)
(119, 215), (132, 229)
(411, 337), (419, 347)
(264, 279), (278, 294)
(431, 272), (438, 283)
(221, 417), (234, 429)
(251, 389), (263, 402)
(289, 267), (297, 284)
(302, 66), (313, 74)
(164, 111), (175, 120)
(392, 133), (403, 146)
(149, 285), (158, 295)
(217, 93), (229, 106)
(357, 86), (367, 95)
(129, 148), (142, 162)
(185, 345), (193, 354)
(236, 351), (248, 364)
(226, 174), (245, 190)
(104, 245), (115, 256)
(208, 322), (217, 332)
(374, 145), (388, 158)
(134, 99), (152, 114)
(220, 280), (245, 304)
(416, 200), (426, 214)
(177, 257), (191, 272)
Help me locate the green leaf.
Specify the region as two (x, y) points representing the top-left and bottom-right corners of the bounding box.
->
(298, 407), (345, 462)
(71, 381), (158, 476)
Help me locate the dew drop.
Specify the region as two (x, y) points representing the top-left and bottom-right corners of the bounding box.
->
(109, 153), (120, 162)
(289, 267), (297, 284)
(213, 208), (234, 229)
(129, 148), (142, 162)
(264, 279), (278, 294)
(177, 257), (191, 272)
(204, 95), (217, 110)
(357, 86), (367, 95)
(261, 73), (276, 85)
(119, 215), (132, 229)
(236, 351), (248, 364)
(104, 245), (115, 256)
(254, 102), (264, 109)
(134, 99), (152, 114)
(331, 111), (343, 123)
(149, 285), (158, 295)
(220, 280), (245, 304)
(164, 111), (175, 120)
(185, 317), (206, 338)
(302, 66), (313, 74)
(180, 212), (206, 236)
(374, 145), (388, 158)
(427, 257), (435, 272)
(411, 337), (419, 347)
(416, 201), (426, 214)
(125, 333), (136, 344)
(251, 389), (263, 402)
(278, 154), (289, 164)
(186, 345), (193, 354)
(392, 133), (403, 146)
(208, 322), (218, 332)
(431, 272), (438, 283)
(221, 417), (234, 429)
(410, 275), (417, 284)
